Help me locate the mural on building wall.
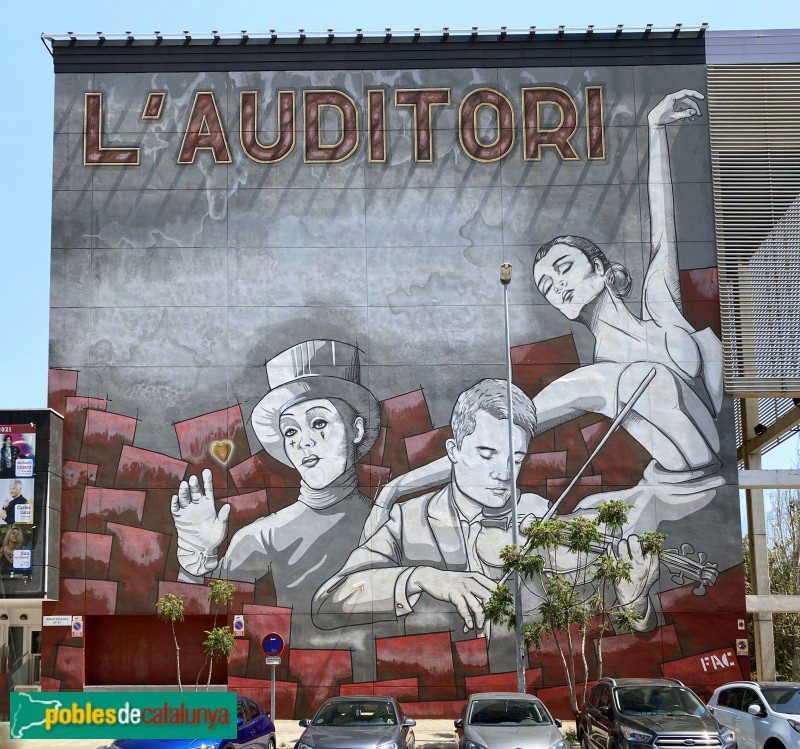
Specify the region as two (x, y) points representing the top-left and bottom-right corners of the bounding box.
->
(45, 58), (746, 717)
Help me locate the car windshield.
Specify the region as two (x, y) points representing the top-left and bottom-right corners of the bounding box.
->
(616, 687), (709, 717)
(312, 700), (398, 726)
(468, 699), (551, 726)
(760, 688), (800, 715)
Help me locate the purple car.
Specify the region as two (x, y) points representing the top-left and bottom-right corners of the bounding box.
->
(106, 696), (276, 749)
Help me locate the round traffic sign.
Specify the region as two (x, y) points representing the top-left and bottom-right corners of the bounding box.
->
(261, 632), (285, 656)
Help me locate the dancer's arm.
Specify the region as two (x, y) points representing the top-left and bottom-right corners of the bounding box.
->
(644, 89), (704, 329)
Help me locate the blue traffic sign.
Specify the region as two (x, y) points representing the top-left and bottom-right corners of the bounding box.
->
(261, 632), (285, 656)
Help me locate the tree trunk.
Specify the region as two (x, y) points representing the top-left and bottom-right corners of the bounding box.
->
(207, 654), (214, 691)
(171, 623), (183, 692)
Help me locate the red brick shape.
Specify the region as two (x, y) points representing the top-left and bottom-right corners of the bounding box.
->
(229, 452), (299, 511)
(377, 632), (457, 701)
(157, 581), (212, 615)
(452, 638), (489, 684)
(61, 532), (113, 579)
(48, 368), (79, 413)
(61, 462), (98, 532)
(228, 676), (297, 717)
(229, 637), (250, 677)
(399, 700), (465, 719)
(81, 410), (138, 485)
(54, 644), (85, 690)
(340, 678), (420, 700)
(511, 335), (581, 398)
(405, 426), (452, 470)
(545, 475), (603, 513)
(598, 624), (682, 679)
(518, 451), (567, 487)
(288, 648), (353, 716)
(357, 464), (392, 495)
(379, 390), (434, 475)
(115, 445), (187, 490)
(580, 418), (651, 488)
(174, 405), (250, 489)
(48, 579), (118, 615)
(63, 397), (107, 463)
(661, 647), (742, 687)
(80, 486), (147, 532)
(106, 523), (170, 613)
(226, 489), (269, 537)
(465, 668), (543, 694)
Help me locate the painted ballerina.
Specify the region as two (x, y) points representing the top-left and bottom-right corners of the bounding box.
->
(368, 88), (725, 538)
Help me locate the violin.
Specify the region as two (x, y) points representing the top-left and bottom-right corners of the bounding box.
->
(476, 524), (718, 597)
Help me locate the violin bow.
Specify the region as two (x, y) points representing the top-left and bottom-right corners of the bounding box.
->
(499, 365), (657, 585)
(541, 365), (657, 522)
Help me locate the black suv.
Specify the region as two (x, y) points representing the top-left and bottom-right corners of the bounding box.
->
(579, 678), (737, 749)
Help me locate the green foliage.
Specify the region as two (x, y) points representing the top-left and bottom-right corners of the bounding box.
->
(564, 727), (579, 744)
(484, 499), (664, 718)
(204, 626), (236, 660)
(743, 450), (800, 680)
(157, 592), (185, 624)
(208, 579), (236, 610)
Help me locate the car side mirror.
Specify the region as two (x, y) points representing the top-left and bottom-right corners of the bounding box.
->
(555, 719), (563, 728)
(747, 704), (765, 717)
(404, 718), (417, 727)
(599, 706), (612, 718)
(299, 718), (311, 727)
(237, 718), (244, 727)
(454, 719), (464, 729)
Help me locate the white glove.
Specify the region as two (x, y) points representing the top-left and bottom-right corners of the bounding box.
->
(171, 468), (230, 576)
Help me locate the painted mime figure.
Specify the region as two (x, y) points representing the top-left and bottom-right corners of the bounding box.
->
(171, 340), (380, 652)
(313, 379), (660, 671)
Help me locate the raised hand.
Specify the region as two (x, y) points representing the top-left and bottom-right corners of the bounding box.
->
(171, 468), (230, 576)
(409, 567), (496, 633)
(648, 89), (704, 128)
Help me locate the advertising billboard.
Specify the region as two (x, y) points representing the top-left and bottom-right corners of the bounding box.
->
(0, 410), (62, 599)
(45, 31), (745, 714)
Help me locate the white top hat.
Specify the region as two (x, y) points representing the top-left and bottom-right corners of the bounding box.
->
(251, 340), (381, 467)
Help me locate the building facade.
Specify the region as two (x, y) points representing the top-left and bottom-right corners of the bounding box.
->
(34, 27), (764, 718)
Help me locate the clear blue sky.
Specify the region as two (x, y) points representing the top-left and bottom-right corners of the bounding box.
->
(1, 1), (798, 470)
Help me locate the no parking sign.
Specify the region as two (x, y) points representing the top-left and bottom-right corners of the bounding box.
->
(233, 615), (245, 636)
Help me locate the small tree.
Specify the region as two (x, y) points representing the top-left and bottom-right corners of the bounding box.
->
(484, 500), (664, 718)
(196, 579), (236, 690)
(157, 593), (185, 692)
(203, 626), (236, 688)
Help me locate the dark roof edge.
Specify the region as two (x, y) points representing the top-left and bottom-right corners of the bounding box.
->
(42, 24), (708, 50)
(44, 27), (709, 73)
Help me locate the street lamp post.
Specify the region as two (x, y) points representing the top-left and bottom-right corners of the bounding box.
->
(500, 262), (526, 693)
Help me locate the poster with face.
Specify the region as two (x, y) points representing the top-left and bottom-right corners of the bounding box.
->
(46, 34), (744, 714)
(0, 523), (33, 575)
(0, 425), (35, 479)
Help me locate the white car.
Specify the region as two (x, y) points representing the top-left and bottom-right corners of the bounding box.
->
(708, 681), (800, 749)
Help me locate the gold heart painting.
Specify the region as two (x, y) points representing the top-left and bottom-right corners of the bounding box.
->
(209, 439), (234, 466)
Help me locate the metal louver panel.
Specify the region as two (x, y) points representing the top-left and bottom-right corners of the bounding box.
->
(707, 64), (800, 395)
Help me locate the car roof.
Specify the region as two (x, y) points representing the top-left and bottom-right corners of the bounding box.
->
(601, 678), (685, 688)
(324, 695), (397, 703)
(713, 681), (800, 689)
(467, 692), (543, 700)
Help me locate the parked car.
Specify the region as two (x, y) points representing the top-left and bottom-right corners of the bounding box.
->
(107, 695), (276, 749)
(454, 692), (565, 749)
(579, 677), (737, 749)
(296, 695), (416, 749)
(708, 681), (800, 749)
